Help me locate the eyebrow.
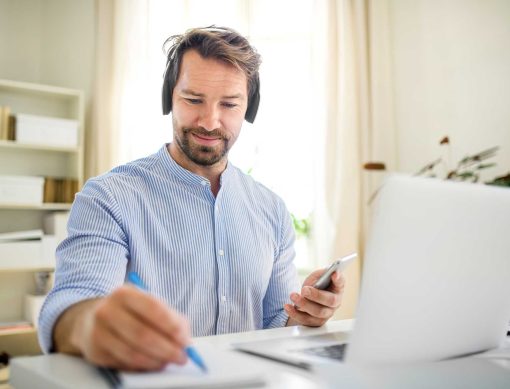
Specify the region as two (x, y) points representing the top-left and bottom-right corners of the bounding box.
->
(181, 89), (244, 100)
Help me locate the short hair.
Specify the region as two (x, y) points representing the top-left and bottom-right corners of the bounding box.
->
(162, 26), (261, 123)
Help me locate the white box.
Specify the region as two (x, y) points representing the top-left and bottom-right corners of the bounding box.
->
(0, 235), (57, 270)
(0, 175), (44, 205)
(24, 294), (46, 328)
(16, 113), (79, 148)
(43, 211), (70, 245)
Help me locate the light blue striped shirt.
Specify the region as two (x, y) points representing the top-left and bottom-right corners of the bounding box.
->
(39, 144), (299, 353)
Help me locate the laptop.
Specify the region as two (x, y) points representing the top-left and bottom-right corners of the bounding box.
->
(234, 175), (510, 367)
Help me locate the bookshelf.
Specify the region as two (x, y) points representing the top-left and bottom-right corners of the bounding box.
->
(0, 79), (84, 356)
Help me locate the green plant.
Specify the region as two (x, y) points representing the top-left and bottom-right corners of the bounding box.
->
(413, 137), (499, 183)
(364, 136), (509, 186)
(291, 213), (311, 239)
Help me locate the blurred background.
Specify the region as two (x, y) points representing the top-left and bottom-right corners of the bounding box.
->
(0, 0), (509, 362)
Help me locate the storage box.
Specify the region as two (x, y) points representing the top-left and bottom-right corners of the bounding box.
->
(43, 211), (70, 244)
(0, 236), (57, 270)
(0, 175), (44, 205)
(16, 113), (79, 148)
(24, 294), (46, 328)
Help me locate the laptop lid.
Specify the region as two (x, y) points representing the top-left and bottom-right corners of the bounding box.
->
(346, 175), (510, 364)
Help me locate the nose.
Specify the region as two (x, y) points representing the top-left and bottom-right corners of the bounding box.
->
(197, 104), (221, 132)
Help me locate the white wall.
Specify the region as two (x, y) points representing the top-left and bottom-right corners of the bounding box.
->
(0, 0), (95, 128)
(389, 0), (510, 181)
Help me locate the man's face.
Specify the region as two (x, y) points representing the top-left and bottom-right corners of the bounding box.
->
(171, 50), (248, 167)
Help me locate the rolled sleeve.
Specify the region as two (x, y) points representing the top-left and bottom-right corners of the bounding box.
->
(38, 177), (129, 353)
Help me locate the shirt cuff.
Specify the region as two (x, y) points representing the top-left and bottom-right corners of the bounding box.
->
(38, 291), (95, 354)
(263, 309), (289, 329)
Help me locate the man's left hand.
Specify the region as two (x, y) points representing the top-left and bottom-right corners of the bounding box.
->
(285, 268), (345, 327)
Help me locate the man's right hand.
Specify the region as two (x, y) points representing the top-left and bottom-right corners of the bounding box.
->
(53, 286), (191, 371)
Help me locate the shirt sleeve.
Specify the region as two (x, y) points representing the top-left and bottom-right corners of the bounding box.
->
(38, 177), (129, 353)
(262, 200), (300, 329)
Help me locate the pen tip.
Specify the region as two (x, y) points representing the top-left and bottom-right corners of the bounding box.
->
(185, 346), (208, 373)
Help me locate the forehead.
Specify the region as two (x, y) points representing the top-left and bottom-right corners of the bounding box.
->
(175, 50), (248, 96)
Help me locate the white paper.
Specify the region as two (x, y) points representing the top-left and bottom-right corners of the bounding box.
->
(119, 346), (267, 389)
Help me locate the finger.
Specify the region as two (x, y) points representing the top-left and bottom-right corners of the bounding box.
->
(97, 300), (187, 365)
(112, 287), (190, 346)
(284, 304), (324, 327)
(88, 324), (167, 371)
(290, 293), (335, 319)
(301, 268), (326, 287)
(300, 285), (343, 309)
(328, 271), (346, 294)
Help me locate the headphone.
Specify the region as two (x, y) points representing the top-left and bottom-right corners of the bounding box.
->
(162, 30), (260, 124)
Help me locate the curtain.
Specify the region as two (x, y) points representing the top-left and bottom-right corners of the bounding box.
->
(87, 0), (156, 179)
(311, 0), (396, 319)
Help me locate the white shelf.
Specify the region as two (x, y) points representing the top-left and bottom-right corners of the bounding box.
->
(0, 140), (79, 153)
(0, 266), (54, 273)
(0, 203), (72, 211)
(0, 79), (84, 351)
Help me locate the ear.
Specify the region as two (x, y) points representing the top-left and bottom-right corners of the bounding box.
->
(245, 75), (260, 123)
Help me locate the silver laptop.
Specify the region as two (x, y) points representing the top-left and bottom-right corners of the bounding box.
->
(235, 175), (510, 367)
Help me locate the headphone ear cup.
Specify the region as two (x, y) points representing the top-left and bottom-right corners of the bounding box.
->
(162, 62), (173, 115)
(245, 76), (260, 123)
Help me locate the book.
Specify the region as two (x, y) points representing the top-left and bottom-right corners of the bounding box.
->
(8, 114), (16, 140)
(1, 106), (11, 140)
(0, 106), (5, 140)
(43, 177), (79, 203)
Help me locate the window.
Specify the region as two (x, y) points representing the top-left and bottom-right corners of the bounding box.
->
(119, 0), (319, 269)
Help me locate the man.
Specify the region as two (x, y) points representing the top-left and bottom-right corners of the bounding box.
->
(39, 26), (345, 371)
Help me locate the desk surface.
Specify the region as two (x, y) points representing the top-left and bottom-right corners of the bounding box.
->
(10, 320), (510, 389)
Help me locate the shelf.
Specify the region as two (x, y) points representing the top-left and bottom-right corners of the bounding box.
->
(0, 203), (72, 211)
(0, 326), (36, 337)
(0, 78), (82, 99)
(0, 266), (54, 273)
(0, 140), (79, 153)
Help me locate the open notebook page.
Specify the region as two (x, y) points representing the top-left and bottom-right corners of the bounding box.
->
(118, 345), (267, 389)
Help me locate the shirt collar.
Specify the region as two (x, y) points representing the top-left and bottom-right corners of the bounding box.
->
(159, 143), (235, 188)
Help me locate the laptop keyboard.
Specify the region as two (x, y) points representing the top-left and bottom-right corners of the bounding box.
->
(294, 343), (347, 361)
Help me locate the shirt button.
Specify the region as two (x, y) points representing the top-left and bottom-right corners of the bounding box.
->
(221, 295), (227, 302)
(201, 180), (208, 186)
(218, 249), (224, 256)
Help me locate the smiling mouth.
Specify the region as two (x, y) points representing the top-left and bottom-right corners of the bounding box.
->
(191, 133), (222, 146)
(194, 133), (220, 141)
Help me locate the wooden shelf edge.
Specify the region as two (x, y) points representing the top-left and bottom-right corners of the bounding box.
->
(0, 326), (36, 337)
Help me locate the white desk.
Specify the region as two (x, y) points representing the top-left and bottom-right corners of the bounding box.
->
(10, 320), (510, 389)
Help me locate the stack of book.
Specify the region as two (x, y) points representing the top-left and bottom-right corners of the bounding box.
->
(0, 106), (16, 141)
(43, 177), (79, 203)
(16, 113), (78, 147)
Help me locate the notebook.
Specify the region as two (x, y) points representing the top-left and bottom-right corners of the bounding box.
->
(100, 345), (267, 388)
(235, 175), (510, 367)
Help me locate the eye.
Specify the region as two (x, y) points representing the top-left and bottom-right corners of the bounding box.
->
(185, 98), (202, 104)
(221, 102), (238, 109)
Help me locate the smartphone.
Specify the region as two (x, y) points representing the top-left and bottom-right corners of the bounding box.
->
(312, 252), (357, 290)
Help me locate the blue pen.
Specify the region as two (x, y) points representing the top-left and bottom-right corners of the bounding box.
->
(127, 271), (208, 373)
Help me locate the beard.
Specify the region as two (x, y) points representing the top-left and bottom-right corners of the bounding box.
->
(173, 123), (231, 166)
